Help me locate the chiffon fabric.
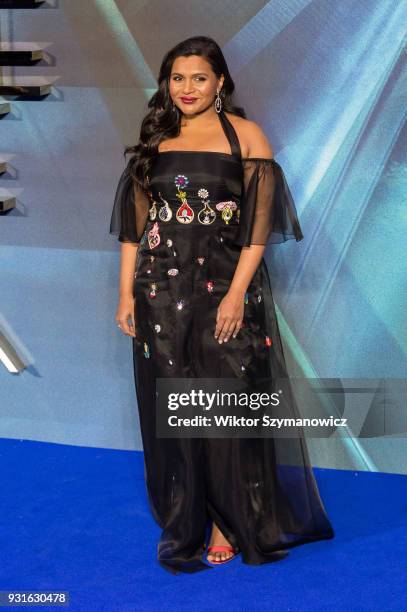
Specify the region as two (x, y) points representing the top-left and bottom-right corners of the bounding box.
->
(110, 110), (334, 574)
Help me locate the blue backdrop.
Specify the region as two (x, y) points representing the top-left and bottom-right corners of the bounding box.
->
(1, 0), (406, 473)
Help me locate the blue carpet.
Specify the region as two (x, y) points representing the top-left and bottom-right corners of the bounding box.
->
(0, 438), (406, 611)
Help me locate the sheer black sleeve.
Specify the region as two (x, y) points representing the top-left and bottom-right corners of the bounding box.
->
(235, 158), (304, 247)
(109, 160), (150, 244)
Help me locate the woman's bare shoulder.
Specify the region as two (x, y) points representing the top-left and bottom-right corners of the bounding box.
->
(225, 112), (274, 159)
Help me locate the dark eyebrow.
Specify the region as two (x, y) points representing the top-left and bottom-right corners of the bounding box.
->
(170, 72), (209, 76)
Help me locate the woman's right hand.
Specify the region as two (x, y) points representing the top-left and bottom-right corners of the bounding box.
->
(116, 294), (137, 337)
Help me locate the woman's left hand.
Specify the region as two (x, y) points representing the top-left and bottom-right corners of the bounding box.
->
(214, 289), (245, 343)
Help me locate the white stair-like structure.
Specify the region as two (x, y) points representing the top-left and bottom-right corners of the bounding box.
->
(0, 0), (54, 216)
(0, 42), (50, 65)
(0, 97), (11, 116)
(0, 75), (58, 97)
(0, 0), (45, 8)
(0, 192), (16, 212)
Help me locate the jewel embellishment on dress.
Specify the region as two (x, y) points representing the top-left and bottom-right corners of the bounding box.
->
(176, 299), (185, 310)
(206, 281), (214, 293)
(236, 208), (240, 223)
(174, 174), (194, 223)
(154, 324), (161, 333)
(197, 257), (205, 265)
(147, 255), (154, 274)
(149, 199), (157, 220)
(147, 221), (160, 249)
(257, 295), (262, 303)
(197, 187), (216, 225)
(143, 342), (150, 358)
(216, 200), (237, 224)
(167, 268), (179, 276)
(244, 292), (249, 304)
(265, 336), (272, 347)
(158, 192), (173, 222)
(166, 237), (177, 256)
(149, 282), (157, 298)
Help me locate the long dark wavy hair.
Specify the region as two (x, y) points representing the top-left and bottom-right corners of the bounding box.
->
(124, 36), (246, 192)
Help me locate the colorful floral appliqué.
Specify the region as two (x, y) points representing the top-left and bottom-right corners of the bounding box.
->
(197, 187), (216, 225)
(147, 221), (160, 249)
(174, 175), (194, 223)
(158, 192), (173, 222)
(216, 200), (237, 224)
(149, 199), (157, 220)
(143, 342), (150, 358)
(149, 282), (157, 298)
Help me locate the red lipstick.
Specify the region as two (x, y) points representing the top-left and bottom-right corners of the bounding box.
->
(180, 97), (197, 104)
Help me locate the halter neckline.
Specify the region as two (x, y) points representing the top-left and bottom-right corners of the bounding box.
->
(156, 110), (242, 159)
(217, 110), (242, 159)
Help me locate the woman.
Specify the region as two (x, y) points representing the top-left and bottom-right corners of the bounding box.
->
(110, 36), (334, 574)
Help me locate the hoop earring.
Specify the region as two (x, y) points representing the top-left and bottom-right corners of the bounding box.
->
(214, 90), (222, 114)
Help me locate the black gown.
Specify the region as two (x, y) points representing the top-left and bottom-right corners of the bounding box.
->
(110, 110), (334, 574)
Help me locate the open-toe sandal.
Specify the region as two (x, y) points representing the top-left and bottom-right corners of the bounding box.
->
(206, 545), (236, 565)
